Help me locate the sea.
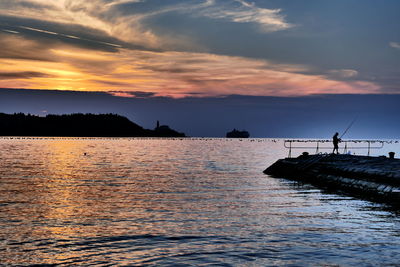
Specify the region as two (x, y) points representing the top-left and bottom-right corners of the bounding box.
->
(0, 137), (399, 266)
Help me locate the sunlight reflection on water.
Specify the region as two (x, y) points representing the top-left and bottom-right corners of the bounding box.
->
(0, 138), (399, 265)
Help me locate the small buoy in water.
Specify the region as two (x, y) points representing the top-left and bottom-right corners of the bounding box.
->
(84, 152), (87, 156)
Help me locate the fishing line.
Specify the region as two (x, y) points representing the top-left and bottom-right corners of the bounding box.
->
(340, 117), (357, 139)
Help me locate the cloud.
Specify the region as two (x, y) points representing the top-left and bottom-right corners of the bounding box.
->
(0, 0), (56, 12)
(109, 91), (156, 98)
(0, 36), (380, 97)
(197, 0), (293, 32)
(0, 20), (381, 98)
(1, 29), (19, 34)
(0, 71), (51, 79)
(0, 0), (293, 51)
(0, 0), (386, 97)
(0, 15), (138, 53)
(18, 25), (122, 48)
(389, 42), (400, 50)
(328, 69), (358, 79)
(0, 33), (56, 61)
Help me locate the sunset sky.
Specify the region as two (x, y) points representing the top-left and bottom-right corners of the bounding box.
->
(1, 0), (399, 97)
(1, 1), (400, 137)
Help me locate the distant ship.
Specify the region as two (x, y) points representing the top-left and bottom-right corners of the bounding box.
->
(226, 129), (250, 138)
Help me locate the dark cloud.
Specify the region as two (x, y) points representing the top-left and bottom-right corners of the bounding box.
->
(0, 15), (118, 52)
(0, 15), (154, 53)
(0, 71), (51, 79)
(181, 58), (213, 65)
(109, 91), (157, 98)
(92, 80), (131, 86)
(0, 0), (56, 11)
(0, 32), (55, 61)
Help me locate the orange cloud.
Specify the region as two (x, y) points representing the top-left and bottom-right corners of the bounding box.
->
(0, 36), (381, 97)
(0, 0), (385, 97)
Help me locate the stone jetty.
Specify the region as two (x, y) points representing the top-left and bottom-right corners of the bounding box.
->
(264, 154), (400, 205)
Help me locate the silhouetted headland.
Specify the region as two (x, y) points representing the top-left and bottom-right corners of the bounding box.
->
(226, 129), (250, 138)
(153, 120), (185, 137)
(0, 113), (185, 137)
(264, 153), (400, 206)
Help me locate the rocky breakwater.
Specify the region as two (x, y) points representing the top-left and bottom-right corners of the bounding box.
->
(264, 154), (400, 205)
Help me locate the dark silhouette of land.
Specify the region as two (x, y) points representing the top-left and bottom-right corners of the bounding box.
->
(0, 113), (185, 137)
(226, 129), (250, 138)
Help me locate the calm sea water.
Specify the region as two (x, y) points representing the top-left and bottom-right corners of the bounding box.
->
(0, 138), (399, 266)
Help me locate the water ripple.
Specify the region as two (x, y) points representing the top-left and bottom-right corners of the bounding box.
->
(0, 138), (399, 265)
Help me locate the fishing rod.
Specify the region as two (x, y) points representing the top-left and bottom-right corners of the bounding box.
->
(340, 117), (357, 139)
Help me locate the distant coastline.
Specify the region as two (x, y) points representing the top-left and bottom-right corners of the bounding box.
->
(0, 113), (186, 137)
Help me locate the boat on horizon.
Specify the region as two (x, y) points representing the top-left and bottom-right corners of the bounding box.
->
(226, 129), (250, 138)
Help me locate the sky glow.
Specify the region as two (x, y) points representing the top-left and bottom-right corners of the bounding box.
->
(0, 0), (399, 97)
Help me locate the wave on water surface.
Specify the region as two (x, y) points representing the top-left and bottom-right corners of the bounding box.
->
(0, 138), (399, 265)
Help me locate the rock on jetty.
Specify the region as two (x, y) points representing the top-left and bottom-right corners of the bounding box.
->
(264, 154), (400, 205)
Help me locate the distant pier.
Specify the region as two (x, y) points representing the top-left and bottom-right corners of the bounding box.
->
(264, 154), (400, 205)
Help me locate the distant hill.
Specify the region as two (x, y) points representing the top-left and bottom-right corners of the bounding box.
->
(0, 113), (185, 137)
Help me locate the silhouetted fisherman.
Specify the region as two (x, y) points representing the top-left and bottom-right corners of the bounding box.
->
(332, 132), (341, 154)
